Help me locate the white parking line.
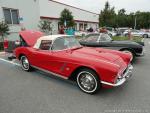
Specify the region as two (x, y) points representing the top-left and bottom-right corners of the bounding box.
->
(0, 58), (20, 66)
(148, 41), (150, 45)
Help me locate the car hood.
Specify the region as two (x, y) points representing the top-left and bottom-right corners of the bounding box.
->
(71, 47), (121, 63)
(19, 30), (44, 47)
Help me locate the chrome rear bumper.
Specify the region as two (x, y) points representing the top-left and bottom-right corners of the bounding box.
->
(101, 64), (133, 87)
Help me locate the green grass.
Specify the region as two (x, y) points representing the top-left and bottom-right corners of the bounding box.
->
(112, 36), (143, 42)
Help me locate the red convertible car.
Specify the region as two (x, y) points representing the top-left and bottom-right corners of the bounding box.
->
(14, 30), (133, 94)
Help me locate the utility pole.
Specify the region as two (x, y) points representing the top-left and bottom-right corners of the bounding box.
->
(134, 16), (137, 30)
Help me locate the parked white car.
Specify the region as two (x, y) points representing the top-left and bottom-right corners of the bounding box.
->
(123, 30), (150, 38)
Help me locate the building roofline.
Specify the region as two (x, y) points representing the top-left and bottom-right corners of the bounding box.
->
(40, 16), (99, 24)
(49, 0), (99, 15)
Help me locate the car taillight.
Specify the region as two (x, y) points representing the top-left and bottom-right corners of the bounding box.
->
(4, 40), (9, 49)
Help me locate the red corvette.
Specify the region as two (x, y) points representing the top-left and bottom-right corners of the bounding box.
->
(14, 30), (133, 94)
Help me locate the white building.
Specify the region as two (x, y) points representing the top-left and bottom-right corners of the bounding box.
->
(0, 0), (99, 35)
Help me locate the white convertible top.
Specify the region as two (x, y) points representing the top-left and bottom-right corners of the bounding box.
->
(33, 35), (70, 49)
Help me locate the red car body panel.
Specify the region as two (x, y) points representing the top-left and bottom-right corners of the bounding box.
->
(15, 30), (132, 87)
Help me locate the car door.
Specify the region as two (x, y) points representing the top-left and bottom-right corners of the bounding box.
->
(30, 40), (54, 71)
(32, 49), (67, 76)
(49, 37), (71, 76)
(31, 38), (69, 78)
(131, 30), (141, 37)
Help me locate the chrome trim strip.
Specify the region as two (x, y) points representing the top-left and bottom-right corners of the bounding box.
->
(101, 65), (133, 87)
(31, 65), (68, 80)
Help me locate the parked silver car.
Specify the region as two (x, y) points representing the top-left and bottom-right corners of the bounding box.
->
(123, 30), (150, 38)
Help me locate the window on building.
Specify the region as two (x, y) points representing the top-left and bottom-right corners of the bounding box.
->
(74, 23), (77, 31)
(3, 8), (19, 24)
(79, 23), (83, 31)
(84, 24), (87, 30)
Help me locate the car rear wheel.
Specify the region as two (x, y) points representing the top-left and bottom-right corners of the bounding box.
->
(20, 55), (32, 71)
(143, 34), (148, 38)
(76, 69), (101, 94)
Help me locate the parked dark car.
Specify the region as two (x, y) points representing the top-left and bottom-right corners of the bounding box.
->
(79, 33), (145, 60)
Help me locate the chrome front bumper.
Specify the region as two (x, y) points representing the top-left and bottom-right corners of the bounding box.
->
(101, 65), (133, 87)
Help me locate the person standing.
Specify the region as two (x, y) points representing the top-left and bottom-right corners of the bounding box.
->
(65, 27), (75, 35)
(59, 26), (65, 34)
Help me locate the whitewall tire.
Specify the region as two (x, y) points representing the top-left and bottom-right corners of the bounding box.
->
(20, 55), (31, 71)
(76, 69), (101, 94)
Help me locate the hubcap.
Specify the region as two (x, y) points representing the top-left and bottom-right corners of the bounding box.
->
(21, 56), (29, 70)
(77, 71), (97, 92)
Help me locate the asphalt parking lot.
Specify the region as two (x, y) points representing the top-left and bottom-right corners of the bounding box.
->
(0, 39), (150, 113)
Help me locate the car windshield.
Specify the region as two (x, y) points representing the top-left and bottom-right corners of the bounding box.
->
(100, 33), (112, 42)
(52, 36), (81, 51)
(84, 34), (99, 42)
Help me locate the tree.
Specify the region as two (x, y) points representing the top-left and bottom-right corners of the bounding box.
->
(134, 11), (150, 29)
(59, 8), (75, 27)
(116, 9), (128, 27)
(99, 1), (150, 29)
(0, 21), (9, 41)
(0, 21), (9, 38)
(38, 20), (52, 34)
(99, 1), (116, 27)
(0, 21), (9, 50)
(118, 9), (126, 15)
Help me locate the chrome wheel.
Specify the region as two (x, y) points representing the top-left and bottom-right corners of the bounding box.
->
(21, 56), (30, 71)
(77, 71), (98, 93)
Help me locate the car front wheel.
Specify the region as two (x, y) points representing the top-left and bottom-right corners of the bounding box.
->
(20, 55), (32, 71)
(76, 69), (101, 94)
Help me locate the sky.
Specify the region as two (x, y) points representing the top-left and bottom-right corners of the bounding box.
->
(55, 0), (150, 14)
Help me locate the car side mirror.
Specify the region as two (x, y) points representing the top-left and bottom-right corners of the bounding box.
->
(15, 40), (21, 46)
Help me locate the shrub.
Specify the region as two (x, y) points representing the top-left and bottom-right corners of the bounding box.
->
(0, 42), (3, 51)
